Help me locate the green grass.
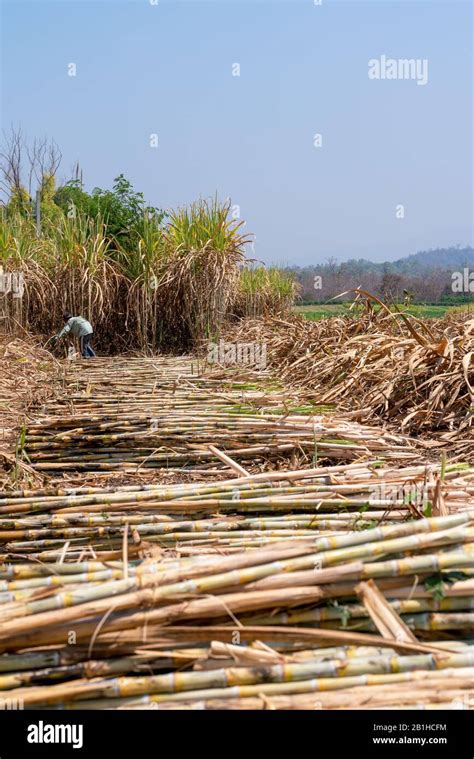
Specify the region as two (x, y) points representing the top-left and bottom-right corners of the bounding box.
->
(294, 303), (473, 321)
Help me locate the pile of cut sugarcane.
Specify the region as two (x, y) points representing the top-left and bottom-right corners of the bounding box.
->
(0, 503), (473, 709)
(23, 357), (423, 476)
(2, 351), (473, 710)
(0, 461), (473, 562)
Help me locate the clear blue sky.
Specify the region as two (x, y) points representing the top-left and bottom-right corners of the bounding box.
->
(1, 0), (472, 264)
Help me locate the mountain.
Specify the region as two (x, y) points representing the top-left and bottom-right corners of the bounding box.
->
(287, 246), (474, 304)
(386, 247), (474, 275)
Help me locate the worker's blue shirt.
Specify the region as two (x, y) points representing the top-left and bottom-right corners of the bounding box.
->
(57, 316), (93, 339)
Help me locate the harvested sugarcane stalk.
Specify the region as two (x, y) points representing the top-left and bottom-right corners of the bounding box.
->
(0, 500), (473, 709)
(1, 348), (472, 711)
(0, 461), (472, 563)
(355, 579), (419, 643)
(20, 355), (445, 478)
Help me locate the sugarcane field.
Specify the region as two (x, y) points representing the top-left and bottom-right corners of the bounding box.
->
(1, 235), (473, 719)
(0, 0), (473, 754)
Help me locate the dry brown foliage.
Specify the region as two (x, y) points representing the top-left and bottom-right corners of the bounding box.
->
(223, 306), (474, 458)
(0, 335), (60, 485)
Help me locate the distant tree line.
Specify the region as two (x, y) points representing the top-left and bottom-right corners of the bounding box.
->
(287, 249), (474, 304)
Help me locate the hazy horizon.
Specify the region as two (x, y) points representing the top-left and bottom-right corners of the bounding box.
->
(1, 0), (472, 265)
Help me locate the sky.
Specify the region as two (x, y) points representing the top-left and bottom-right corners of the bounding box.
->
(0, 0), (472, 265)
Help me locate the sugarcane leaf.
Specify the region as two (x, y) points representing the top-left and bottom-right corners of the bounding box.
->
(425, 571), (466, 601)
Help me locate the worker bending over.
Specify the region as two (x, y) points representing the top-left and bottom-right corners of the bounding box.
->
(51, 313), (96, 358)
